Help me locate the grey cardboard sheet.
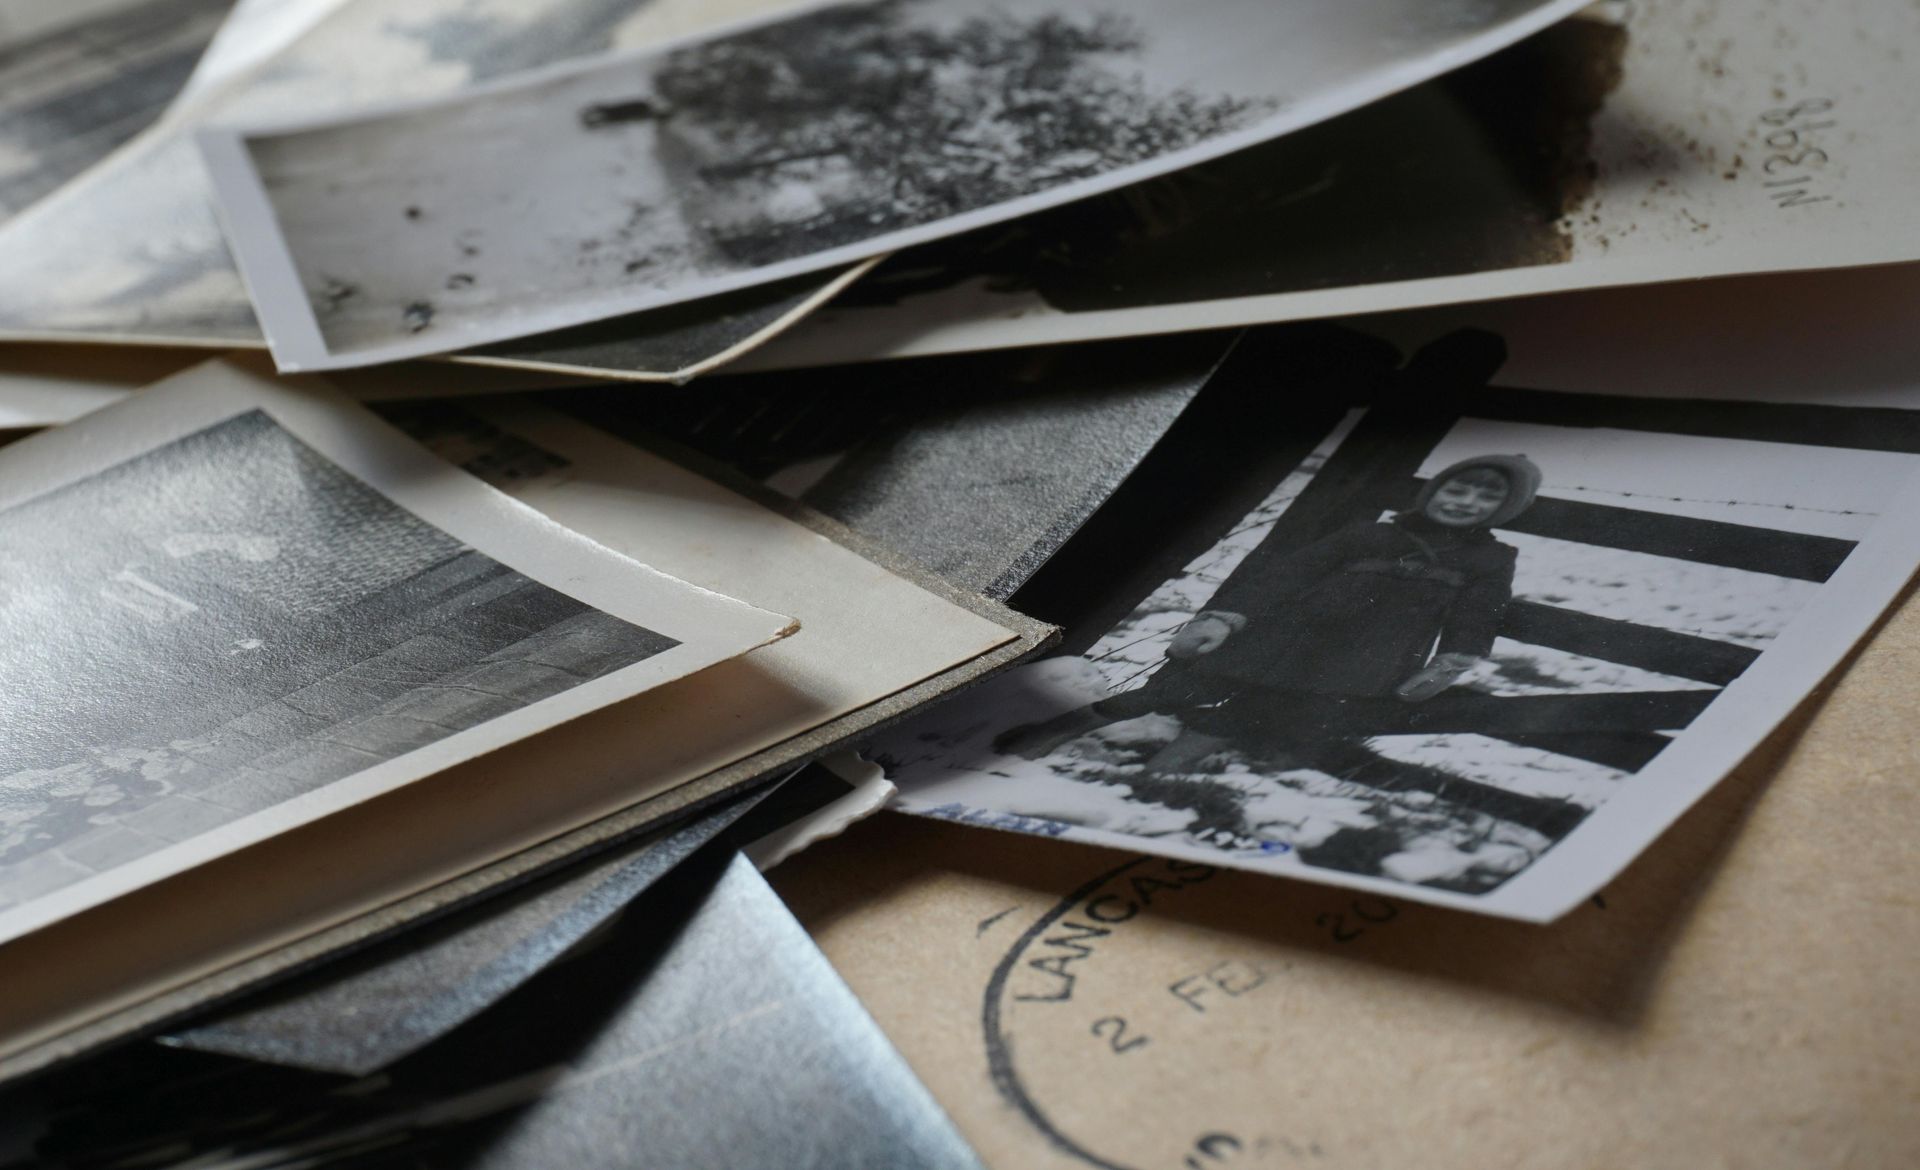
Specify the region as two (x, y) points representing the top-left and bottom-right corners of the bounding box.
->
(162, 788), (767, 1075)
(0, 850), (985, 1170)
(559, 328), (1240, 597)
(161, 763), (860, 1075)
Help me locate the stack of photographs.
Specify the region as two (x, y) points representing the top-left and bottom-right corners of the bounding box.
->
(1, 0), (1918, 1166)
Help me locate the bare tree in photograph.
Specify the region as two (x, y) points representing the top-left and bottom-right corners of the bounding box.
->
(640, 0), (1275, 263)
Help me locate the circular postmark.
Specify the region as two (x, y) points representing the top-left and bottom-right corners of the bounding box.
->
(984, 857), (1390, 1169)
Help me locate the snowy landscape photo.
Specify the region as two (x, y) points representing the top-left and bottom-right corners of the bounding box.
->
(0, 410), (679, 917)
(873, 330), (1920, 919)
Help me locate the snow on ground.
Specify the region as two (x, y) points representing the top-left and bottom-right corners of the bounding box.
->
(1365, 733), (1628, 807)
(1506, 531), (1814, 648)
(1473, 639), (1715, 697)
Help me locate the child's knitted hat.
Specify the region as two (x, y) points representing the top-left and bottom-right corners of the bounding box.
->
(1411, 454), (1542, 527)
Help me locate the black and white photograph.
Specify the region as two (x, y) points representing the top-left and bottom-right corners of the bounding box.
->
(0, 359), (791, 945)
(0, 0), (858, 382)
(197, 0), (1586, 369)
(744, 0), (1920, 369)
(873, 326), (1920, 920)
(0, 0), (232, 223)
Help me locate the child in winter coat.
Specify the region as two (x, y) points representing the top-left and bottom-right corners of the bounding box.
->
(996, 454), (1542, 770)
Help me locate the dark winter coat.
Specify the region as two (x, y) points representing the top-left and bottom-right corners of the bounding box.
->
(1188, 514), (1519, 697)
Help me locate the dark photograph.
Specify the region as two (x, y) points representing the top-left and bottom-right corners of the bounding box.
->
(877, 328), (1920, 910)
(0, 409), (674, 912)
(547, 328), (1234, 598)
(829, 12), (1626, 318)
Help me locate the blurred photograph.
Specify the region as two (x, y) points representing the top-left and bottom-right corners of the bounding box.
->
(0, 0), (231, 221)
(0, 0), (853, 382)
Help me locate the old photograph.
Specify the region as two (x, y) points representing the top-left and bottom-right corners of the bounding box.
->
(745, 0), (1920, 368)
(872, 326), (1920, 920)
(0, 0), (854, 382)
(0, 0), (231, 222)
(0, 359), (791, 944)
(198, 0), (1585, 368)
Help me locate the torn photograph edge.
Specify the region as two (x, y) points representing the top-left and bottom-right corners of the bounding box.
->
(0, 357), (793, 948)
(196, 0), (1591, 370)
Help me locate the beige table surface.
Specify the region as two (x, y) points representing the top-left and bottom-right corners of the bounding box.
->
(772, 580), (1920, 1170)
